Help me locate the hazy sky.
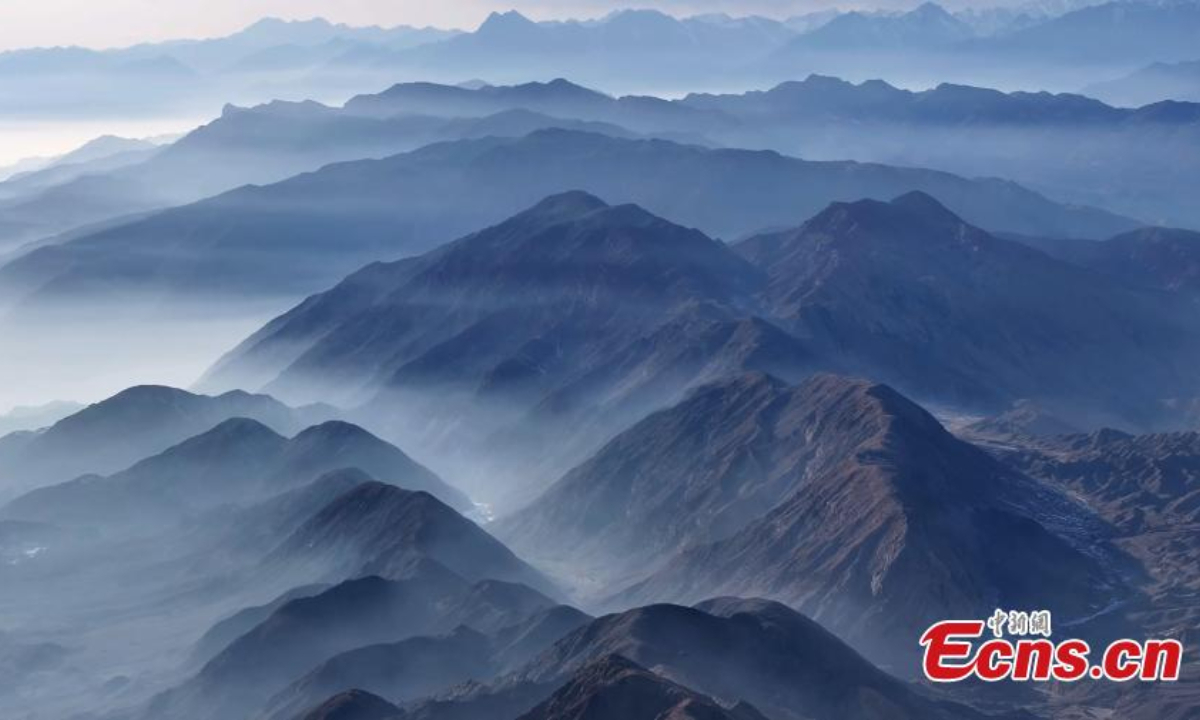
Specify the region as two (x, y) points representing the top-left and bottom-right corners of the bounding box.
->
(0, 0), (942, 51)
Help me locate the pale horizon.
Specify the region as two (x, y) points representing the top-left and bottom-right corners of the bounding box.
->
(0, 0), (1024, 53)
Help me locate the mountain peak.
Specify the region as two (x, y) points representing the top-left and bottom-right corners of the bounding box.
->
(294, 689), (400, 720)
(290, 419), (373, 443)
(479, 10), (537, 33)
(102, 384), (195, 404)
(802, 190), (974, 242)
(170, 416), (286, 453)
(888, 189), (963, 223)
(524, 190), (610, 221)
(909, 1), (953, 18)
(274, 480), (552, 592)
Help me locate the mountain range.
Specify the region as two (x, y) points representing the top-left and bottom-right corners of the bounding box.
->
(11, 70), (1188, 265)
(143, 561), (559, 720)
(1014, 226), (1200, 297)
(334, 75), (1200, 228)
(1087, 59), (1200, 106)
(395, 599), (1000, 720)
(203, 191), (1200, 510)
(0, 384), (332, 501)
(6, 1), (1199, 132)
(0, 417), (467, 531)
(0, 126), (1135, 318)
(511, 373), (1126, 667)
(5, 7), (1200, 720)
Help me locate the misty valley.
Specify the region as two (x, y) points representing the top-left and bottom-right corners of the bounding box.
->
(1, 3), (1199, 720)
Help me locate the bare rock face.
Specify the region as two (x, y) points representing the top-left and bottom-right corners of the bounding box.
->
(737, 192), (1200, 422)
(269, 480), (555, 594)
(996, 429), (1200, 643)
(409, 599), (992, 720)
(596, 373), (1124, 668)
(515, 654), (769, 720)
(294, 689), (402, 720)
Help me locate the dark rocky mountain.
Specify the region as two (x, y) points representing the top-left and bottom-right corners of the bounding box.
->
(997, 429), (1200, 534)
(211, 190), (760, 395)
(293, 690), (402, 720)
(209, 468), (381, 552)
(976, 427), (1200, 715)
(190, 582), (331, 668)
(489, 605), (595, 673)
(500, 373), (861, 585)
(615, 374), (1124, 668)
(147, 563), (556, 720)
(514, 654), (770, 720)
(0, 385), (324, 500)
(1, 418), (466, 530)
(960, 399), (1082, 439)
(203, 191), (812, 505)
(272, 603), (594, 720)
(265, 627), (493, 720)
(410, 599), (989, 720)
(205, 191), (1199, 508)
(0, 128), (1135, 316)
(1017, 226), (1200, 297)
(737, 192), (1200, 422)
(268, 480), (551, 592)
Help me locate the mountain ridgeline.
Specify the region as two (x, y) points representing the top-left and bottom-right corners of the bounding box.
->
(5, 8), (1200, 720)
(204, 190), (1200, 508)
(0, 127), (1138, 315)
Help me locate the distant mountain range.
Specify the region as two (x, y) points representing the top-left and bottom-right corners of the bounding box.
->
(144, 561), (559, 720)
(1086, 59), (1200, 106)
(5, 1), (1199, 126)
(0, 400), (82, 437)
(1013, 226), (1200, 297)
(10, 70), (1191, 261)
(0, 127), (1137, 321)
(1, 416), (467, 530)
(268, 480), (550, 592)
(397, 598), (999, 720)
(0, 17), (459, 118)
(0, 96), (642, 254)
(340, 75), (1200, 228)
(0, 384), (333, 500)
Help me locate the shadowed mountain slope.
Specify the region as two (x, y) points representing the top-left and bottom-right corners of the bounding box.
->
(0, 384), (321, 499)
(403, 599), (992, 720)
(268, 480), (551, 593)
(148, 563), (556, 720)
(617, 374), (1125, 667)
(737, 192), (1200, 420)
(515, 654), (770, 720)
(2, 418), (466, 529)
